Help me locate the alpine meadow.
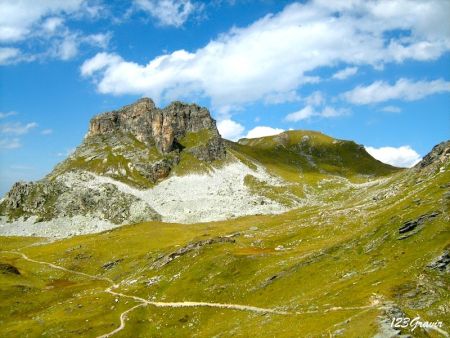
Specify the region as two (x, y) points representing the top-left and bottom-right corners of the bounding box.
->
(0, 1), (449, 337)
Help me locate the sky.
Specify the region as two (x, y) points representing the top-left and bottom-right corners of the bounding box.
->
(0, 0), (449, 195)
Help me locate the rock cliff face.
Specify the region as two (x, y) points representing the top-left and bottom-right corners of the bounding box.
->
(415, 140), (450, 169)
(86, 98), (225, 157)
(0, 98), (227, 232)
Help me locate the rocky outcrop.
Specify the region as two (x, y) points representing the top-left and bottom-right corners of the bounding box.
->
(427, 250), (449, 272)
(397, 211), (440, 240)
(187, 136), (226, 162)
(133, 157), (180, 183)
(151, 235), (238, 269)
(0, 263), (21, 275)
(415, 140), (450, 169)
(86, 98), (225, 159)
(0, 172), (161, 225)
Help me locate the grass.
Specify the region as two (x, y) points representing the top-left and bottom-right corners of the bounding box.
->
(1, 157), (448, 337)
(0, 130), (447, 337)
(232, 130), (400, 184)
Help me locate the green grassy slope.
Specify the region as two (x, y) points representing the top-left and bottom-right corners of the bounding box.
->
(233, 130), (400, 183)
(0, 151), (448, 337)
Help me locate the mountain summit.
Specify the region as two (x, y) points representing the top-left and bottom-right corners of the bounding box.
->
(0, 98), (227, 236)
(0, 98), (413, 238)
(86, 98), (225, 157)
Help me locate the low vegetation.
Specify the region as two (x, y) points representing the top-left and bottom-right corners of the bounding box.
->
(1, 136), (448, 337)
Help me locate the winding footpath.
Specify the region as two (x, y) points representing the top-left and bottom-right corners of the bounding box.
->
(3, 250), (448, 338)
(2, 250), (289, 338)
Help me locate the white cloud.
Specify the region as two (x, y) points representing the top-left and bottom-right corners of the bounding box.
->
(81, 0), (450, 109)
(343, 78), (450, 105)
(245, 126), (284, 139)
(0, 47), (20, 65)
(332, 66), (358, 80)
(285, 106), (315, 122)
(80, 52), (123, 76)
(83, 32), (111, 49)
(0, 111), (17, 119)
(49, 31), (111, 61)
(217, 119), (245, 141)
(381, 105), (402, 113)
(217, 119), (284, 141)
(56, 35), (78, 60)
(0, 0), (86, 42)
(285, 105), (348, 122)
(264, 91), (300, 104)
(134, 0), (202, 27)
(42, 17), (64, 33)
(305, 91), (324, 107)
(0, 138), (21, 149)
(0, 0), (109, 63)
(365, 145), (421, 168)
(41, 128), (53, 135)
(0, 118), (39, 150)
(0, 122), (38, 135)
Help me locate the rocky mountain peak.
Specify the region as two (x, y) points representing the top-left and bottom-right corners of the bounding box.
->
(86, 97), (224, 156)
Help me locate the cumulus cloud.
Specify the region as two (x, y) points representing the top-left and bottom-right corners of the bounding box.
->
(342, 78), (450, 105)
(0, 0), (98, 42)
(81, 0), (450, 109)
(245, 126), (284, 139)
(217, 119), (245, 141)
(217, 119), (284, 141)
(332, 67), (358, 80)
(365, 145), (421, 168)
(285, 105), (347, 122)
(0, 0), (109, 63)
(134, 0), (202, 27)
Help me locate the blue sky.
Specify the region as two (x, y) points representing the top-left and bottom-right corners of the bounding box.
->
(0, 0), (449, 195)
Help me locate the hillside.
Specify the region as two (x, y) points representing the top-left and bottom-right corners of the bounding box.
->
(0, 143), (448, 337)
(0, 98), (400, 237)
(0, 98), (448, 337)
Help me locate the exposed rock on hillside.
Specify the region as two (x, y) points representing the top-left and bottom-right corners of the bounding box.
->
(0, 263), (20, 275)
(86, 98), (225, 158)
(49, 98), (226, 188)
(3, 98), (446, 239)
(427, 250), (449, 273)
(0, 172), (161, 226)
(415, 140), (450, 169)
(0, 98), (286, 236)
(152, 236), (237, 269)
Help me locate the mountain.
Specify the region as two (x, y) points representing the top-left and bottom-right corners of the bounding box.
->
(0, 98), (397, 237)
(0, 99), (448, 337)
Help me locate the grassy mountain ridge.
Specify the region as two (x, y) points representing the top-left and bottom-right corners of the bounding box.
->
(234, 130), (399, 182)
